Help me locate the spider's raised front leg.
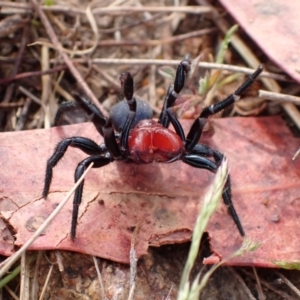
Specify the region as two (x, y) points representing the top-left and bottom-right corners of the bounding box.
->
(166, 65), (263, 236)
(185, 65), (263, 151)
(158, 59), (191, 128)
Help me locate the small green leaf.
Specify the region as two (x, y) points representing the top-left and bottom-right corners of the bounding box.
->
(216, 24), (239, 64)
(44, 0), (54, 6)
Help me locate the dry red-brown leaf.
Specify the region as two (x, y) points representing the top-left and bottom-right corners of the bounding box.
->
(0, 116), (300, 267)
(219, 0), (300, 83)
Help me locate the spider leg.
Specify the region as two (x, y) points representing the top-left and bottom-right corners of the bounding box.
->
(185, 66), (263, 151)
(165, 94), (246, 236)
(67, 93), (122, 159)
(158, 60), (191, 128)
(71, 154), (112, 239)
(43, 137), (106, 198)
(72, 93), (108, 135)
(54, 93), (107, 134)
(54, 101), (78, 126)
(119, 72), (137, 153)
(166, 107), (186, 141)
(182, 147), (245, 237)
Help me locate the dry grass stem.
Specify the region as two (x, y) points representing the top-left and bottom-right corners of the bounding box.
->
(40, 44), (51, 129)
(0, 65), (68, 86)
(229, 267), (257, 300)
(165, 285), (174, 300)
(93, 256), (106, 300)
(1, 2), (212, 15)
(38, 264), (53, 300)
(292, 148), (300, 160)
(275, 271), (300, 298)
(18, 86), (45, 109)
(128, 224), (141, 300)
(241, 269), (295, 300)
(79, 58), (285, 80)
(31, 251), (43, 299)
(29, 27), (217, 50)
(3, 285), (19, 300)
(252, 267), (265, 300)
(127, 282), (135, 300)
(259, 90), (300, 105)
(20, 252), (30, 300)
(54, 251), (64, 272)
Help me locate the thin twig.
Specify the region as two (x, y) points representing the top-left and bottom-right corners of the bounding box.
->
(40, 44), (51, 129)
(292, 148), (300, 160)
(56, 58), (286, 80)
(15, 98), (31, 131)
(3, 285), (19, 300)
(128, 224), (141, 300)
(128, 282), (135, 300)
(1, 22), (28, 104)
(98, 12), (163, 33)
(259, 90), (300, 104)
(0, 2), (212, 15)
(18, 86), (45, 108)
(0, 64), (69, 86)
(30, 27), (217, 51)
(19, 252), (26, 300)
(39, 264), (54, 300)
(31, 251), (43, 299)
(92, 5), (211, 15)
(20, 252), (31, 300)
(0, 101), (24, 109)
(252, 267), (265, 300)
(93, 257), (106, 300)
(54, 251), (64, 272)
(229, 267), (257, 300)
(164, 285), (173, 300)
(275, 271), (300, 298)
(241, 269), (296, 300)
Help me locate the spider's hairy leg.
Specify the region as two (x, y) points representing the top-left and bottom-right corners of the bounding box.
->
(165, 107), (186, 141)
(54, 93), (108, 132)
(119, 72), (137, 152)
(185, 65), (263, 151)
(200, 65), (263, 118)
(42, 137), (104, 198)
(72, 93), (108, 136)
(182, 144), (245, 237)
(54, 101), (78, 126)
(71, 93), (122, 159)
(158, 59), (191, 128)
(71, 155), (112, 240)
(120, 72), (134, 105)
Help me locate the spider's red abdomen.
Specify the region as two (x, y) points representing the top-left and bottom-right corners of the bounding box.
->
(128, 119), (184, 163)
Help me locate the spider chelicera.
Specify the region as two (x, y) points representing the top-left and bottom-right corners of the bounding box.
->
(43, 60), (263, 240)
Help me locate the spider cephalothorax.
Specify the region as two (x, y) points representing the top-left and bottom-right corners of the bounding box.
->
(43, 60), (263, 239)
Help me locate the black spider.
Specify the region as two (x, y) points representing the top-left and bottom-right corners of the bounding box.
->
(43, 60), (263, 239)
